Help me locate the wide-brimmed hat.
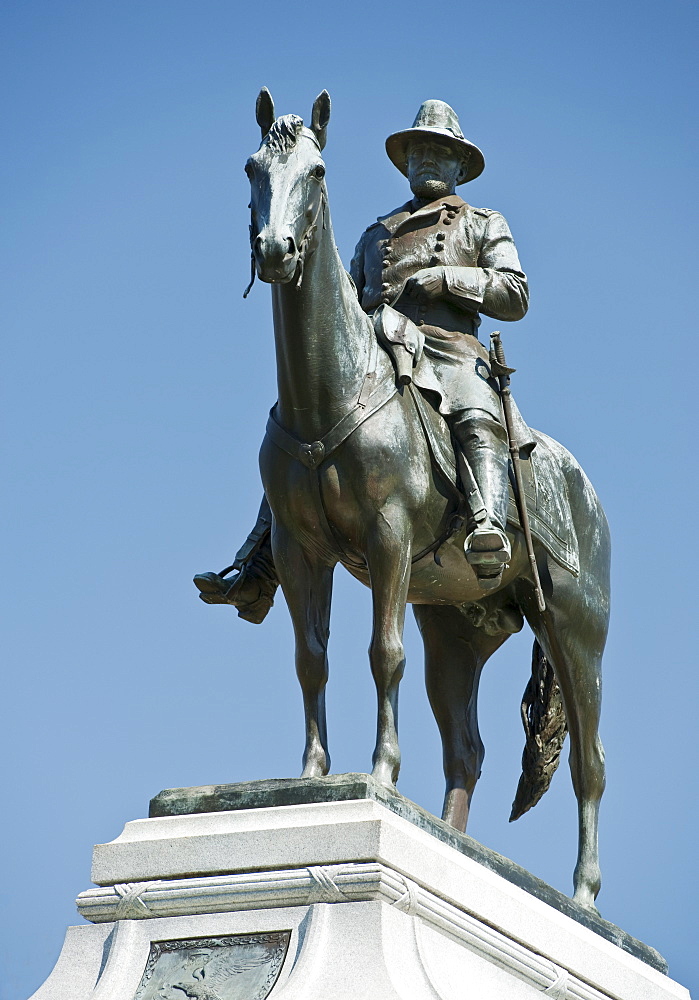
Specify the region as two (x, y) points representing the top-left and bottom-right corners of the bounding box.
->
(385, 100), (485, 184)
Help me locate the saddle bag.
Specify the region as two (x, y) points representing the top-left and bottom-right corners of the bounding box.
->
(372, 303), (425, 385)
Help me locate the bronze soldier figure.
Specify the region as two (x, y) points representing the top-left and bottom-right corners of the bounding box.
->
(195, 100), (529, 618)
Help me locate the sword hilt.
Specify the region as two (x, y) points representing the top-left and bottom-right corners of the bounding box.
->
(489, 331), (516, 380)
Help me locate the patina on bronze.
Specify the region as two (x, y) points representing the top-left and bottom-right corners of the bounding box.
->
(195, 92), (609, 910)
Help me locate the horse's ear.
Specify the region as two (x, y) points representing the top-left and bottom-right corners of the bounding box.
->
(256, 87), (275, 138)
(311, 90), (331, 150)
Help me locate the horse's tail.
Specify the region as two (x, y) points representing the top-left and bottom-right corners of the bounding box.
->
(509, 640), (567, 822)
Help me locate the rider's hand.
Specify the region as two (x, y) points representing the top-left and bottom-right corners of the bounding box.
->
(405, 267), (444, 301)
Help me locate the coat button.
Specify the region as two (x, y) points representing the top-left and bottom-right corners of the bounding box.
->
(434, 244), (444, 252)
(437, 232), (446, 239)
(381, 282), (389, 291)
(382, 260), (390, 268)
(443, 219), (452, 225)
(430, 255), (439, 265)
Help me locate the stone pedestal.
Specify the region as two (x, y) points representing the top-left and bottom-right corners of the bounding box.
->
(31, 775), (690, 1000)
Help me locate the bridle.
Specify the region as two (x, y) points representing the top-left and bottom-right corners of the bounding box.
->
(243, 168), (327, 299)
(294, 187), (326, 287)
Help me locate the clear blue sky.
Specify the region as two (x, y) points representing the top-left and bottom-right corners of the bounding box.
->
(2, 1), (697, 996)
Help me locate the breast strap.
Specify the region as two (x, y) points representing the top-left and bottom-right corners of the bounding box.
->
(265, 334), (396, 568)
(265, 334), (396, 470)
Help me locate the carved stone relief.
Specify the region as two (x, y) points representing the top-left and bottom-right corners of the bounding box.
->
(133, 932), (290, 1000)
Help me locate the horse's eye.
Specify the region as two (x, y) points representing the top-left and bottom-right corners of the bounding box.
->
(313, 164), (326, 180)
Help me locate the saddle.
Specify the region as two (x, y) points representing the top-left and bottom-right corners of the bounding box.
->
(374, 304), (579, 578)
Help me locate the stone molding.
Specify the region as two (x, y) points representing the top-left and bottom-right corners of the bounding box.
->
(77, 862), (610, 1000)
(93, 795), (666, 976)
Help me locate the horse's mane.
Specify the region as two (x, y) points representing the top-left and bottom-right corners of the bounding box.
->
(263, 114), (304, 154)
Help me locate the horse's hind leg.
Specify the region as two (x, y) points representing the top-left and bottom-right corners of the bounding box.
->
(273, 527), (335, 778)
(413, 604), (508, 832)
(520, 560), (608, 909)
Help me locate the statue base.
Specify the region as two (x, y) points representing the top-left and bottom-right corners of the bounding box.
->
(31, 776), (689, 1000)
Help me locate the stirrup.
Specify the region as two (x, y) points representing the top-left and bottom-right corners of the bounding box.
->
(475, 566), (506, 591)
(464, 524), (511, 588)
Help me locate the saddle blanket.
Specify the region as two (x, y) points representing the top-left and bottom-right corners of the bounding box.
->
(506, 431), (580, 577)
(410, 386), (580, 577)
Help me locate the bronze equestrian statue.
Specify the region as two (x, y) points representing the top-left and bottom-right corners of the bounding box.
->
(195, 92), (610, 910)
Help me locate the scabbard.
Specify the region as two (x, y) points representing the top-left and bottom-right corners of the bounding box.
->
(490, 333), (546, 613)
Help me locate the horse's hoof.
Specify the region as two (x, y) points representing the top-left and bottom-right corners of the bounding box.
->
(300, 757), (329, 778)
(572, 895), (600, 915)
(371, 763), (399, 789)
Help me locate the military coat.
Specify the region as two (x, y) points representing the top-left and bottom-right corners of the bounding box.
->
(350, 194), (529, 419)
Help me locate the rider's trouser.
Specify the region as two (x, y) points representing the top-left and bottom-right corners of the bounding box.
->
(226, 495), (279, 595)
(229, 406), (509, 589)
(227, 497), (273, 574)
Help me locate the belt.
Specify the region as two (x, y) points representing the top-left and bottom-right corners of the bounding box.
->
(394, 299), (480, 339)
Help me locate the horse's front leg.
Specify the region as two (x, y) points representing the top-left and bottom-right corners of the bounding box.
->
(366, 509), (412, 787)
(273, 526), (335, 778)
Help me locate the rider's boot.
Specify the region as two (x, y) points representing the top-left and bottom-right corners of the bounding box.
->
(451, 409), (511, 591)
(193, 497), (280, 624)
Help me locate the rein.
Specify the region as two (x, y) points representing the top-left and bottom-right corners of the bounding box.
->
(295, 190), (326, 288)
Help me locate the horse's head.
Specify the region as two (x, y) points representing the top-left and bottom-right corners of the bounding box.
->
(246, 88), (331, 284)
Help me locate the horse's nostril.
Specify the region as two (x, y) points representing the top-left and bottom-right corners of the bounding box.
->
(255, 231), (296, 268)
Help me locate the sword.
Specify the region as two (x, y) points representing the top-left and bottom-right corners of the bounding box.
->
(489, 332), (546, 613)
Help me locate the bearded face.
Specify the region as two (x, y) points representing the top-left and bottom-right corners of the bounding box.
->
(406, 140), (468, 200)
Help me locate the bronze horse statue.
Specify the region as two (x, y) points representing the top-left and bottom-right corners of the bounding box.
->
(243, 89), (609, 909)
